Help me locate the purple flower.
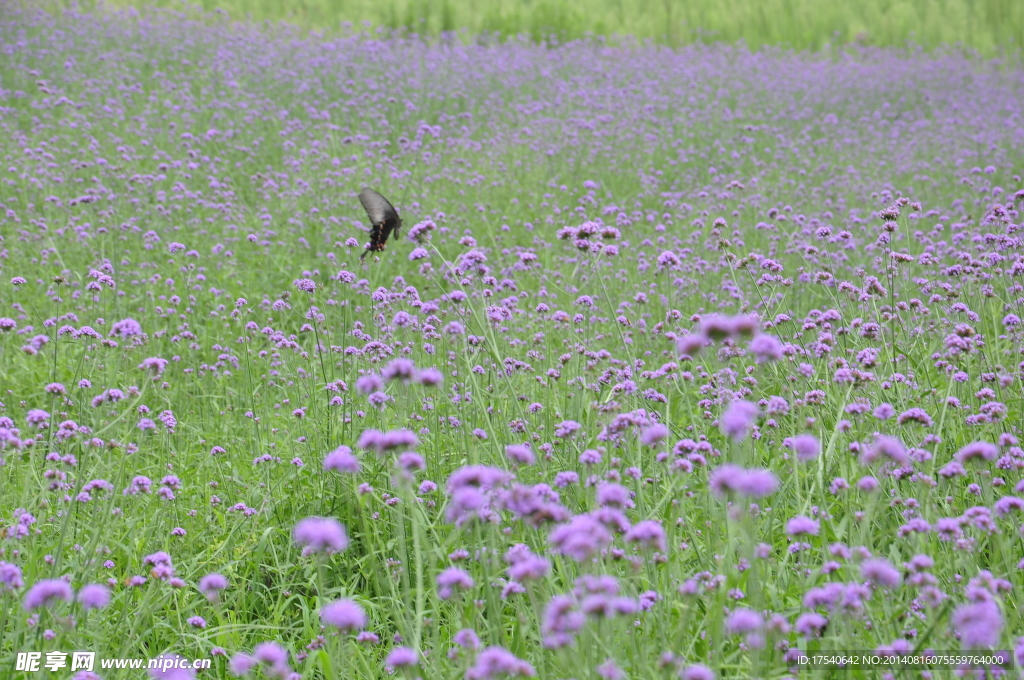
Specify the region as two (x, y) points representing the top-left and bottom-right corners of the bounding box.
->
(229, 653), (257, 676)
(148, 656), (196, 680)
(293, 517), (348, 556)
(77, 584), (111, 610)
(956, 441), (998, 464)
(624, 520), (666, 552)
(251, 642), (291, 677)
(748, 333), (783, 362)
(595, 658), (625, 680)
(859, 558), (901, 589)
(548, 514), (612, 562)
(596, 483), (633, 509)
(24, 579), (73, 611)
(382, 358), (416, 382)
(324, 445), (360, 473)
(198, 573), (229, 600)
(872, 403), (895, 420)
(676, 333), (707, 357)
(138, 357), (169, 375)
(321, 598), (368, 631)
(951, 599), (1003, 648)
(554, 420), (582, 438)
(416, 368), (444, 386)
(860, 435), (910, 467)
(436, 567), (475, 600)
(358, 428), (418, 454)
(465, 646), (535, 679)
(385, 646), (418, 668)
(679, 664), (715, 680)
(453, 628), (481, 650)
(725, 608), (763, 634)
(791, 434), (820, 462)
(640, 423), (669, 447)
(721, 400), (758, 441)
(505, 444), (535, 466)
(794, 612), (828, 637)
(507, 555), (550, 582)
(709, 464), (779, 499)
(786, 515), (820, 536)
(110, 318), (143, 338)
(0, 562), (24, 591)
(542, 595), (585, 648)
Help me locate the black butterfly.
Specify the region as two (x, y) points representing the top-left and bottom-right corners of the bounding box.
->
(358, 187), (402, 259)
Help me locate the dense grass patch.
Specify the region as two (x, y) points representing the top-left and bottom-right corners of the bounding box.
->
(40, 0), (1024, 55)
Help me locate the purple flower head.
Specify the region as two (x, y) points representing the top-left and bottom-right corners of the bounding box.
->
(507, 554), (550, 582)
(416, 367), (444, 386)
(624, 520), (666, 552)
(138, 357), (169, 375)
(698, 314), (736, 340)
(859, 558), (901, 589)
(436, 567), (475, 600)
(679, 664), (715, 680)
(795, 612), (828, 637)
(721, 400), (759, 441)
(321, 598), (368, 631)
(358, 428), (418, 455)
(229, 653), (257, 676)
(785, 515), (820, 536)
(0, 562), (25, 591)
(791, 434), (820, 462)
(748, 333), (783, 362)
(77, 583), (111, 610)
(110, 318), (143, 338)
(385, 646), (418, 668)
(956, 441), (998, 464)
(453, 628), (481, 650)
(251, 641), (291, 678)
(676, 333), (707, 357)
(554, 420), (582, 438)
(24, 579), (73, 611)
(542, 594), (585, 648)
(596, 482), (633, 509)
(548, 514), (612, 562)
(466, 646), (535, 679)
(324, 445), (360, 473)
(505, 444), (535, 466)
(951, 599), (1003, 648)
(861, 435), (910, 467)
(709, 464), (778, 499)
(147, 656), (196, 680)
(725, 608), (763, 634)
(640, 423), (669, 447)
(382, 358), (416, 383)
(293, 517), (348, 556)
(355, 374), (384, 394)
(198, 573), (229, 600)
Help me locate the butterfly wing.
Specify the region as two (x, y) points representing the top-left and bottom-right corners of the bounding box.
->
(358, 188), (402, 259)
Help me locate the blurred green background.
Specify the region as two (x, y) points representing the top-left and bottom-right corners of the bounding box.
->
(40, 0), (1024, 54)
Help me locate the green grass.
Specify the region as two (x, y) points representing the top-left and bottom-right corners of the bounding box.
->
(41, 0), (1024, 55)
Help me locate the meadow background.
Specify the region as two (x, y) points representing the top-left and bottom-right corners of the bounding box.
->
(2, 1), (1024, 680)
(39, 0), (1024, 54)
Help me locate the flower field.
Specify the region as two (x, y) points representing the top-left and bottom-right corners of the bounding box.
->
(1, 4), (1024, 679)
